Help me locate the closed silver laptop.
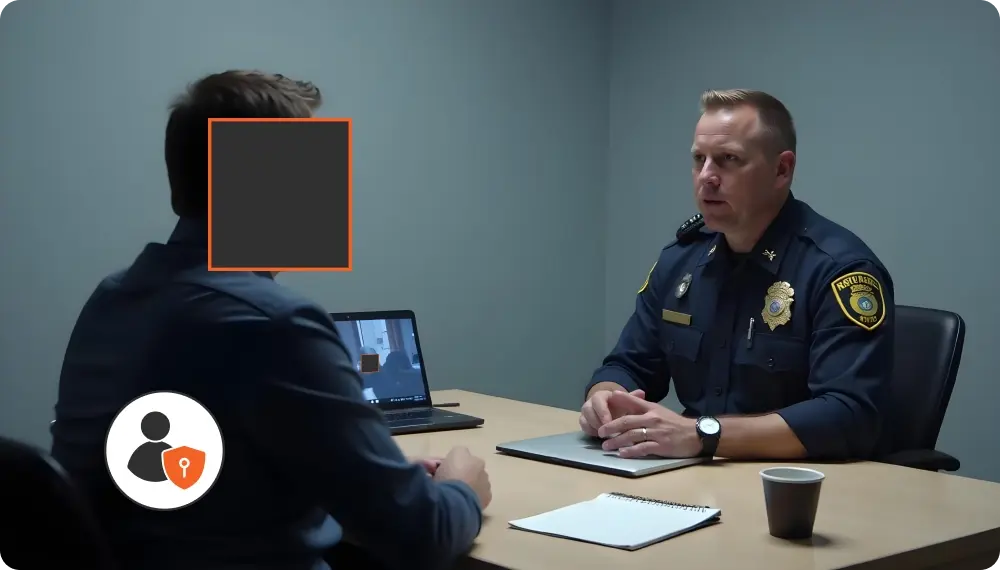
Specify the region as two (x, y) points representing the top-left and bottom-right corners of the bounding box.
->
(496, 431), (708, 478)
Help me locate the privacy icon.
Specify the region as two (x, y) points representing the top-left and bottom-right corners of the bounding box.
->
(163, 446), (206, 490)
(106, 391), (224, 510)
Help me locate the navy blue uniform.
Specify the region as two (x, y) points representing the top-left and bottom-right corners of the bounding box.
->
(587, 195), (894, 459)
(51, 218), (481, 570)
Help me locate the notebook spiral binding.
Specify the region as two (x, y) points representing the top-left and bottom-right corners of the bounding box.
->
(608, 492), (709, 512)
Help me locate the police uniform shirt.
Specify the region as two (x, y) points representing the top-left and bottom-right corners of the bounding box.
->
(587, 194), (895, 460)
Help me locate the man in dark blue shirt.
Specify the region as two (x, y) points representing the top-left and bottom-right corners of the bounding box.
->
(51, 70), (490, 570)
(581, 89), (894, 462)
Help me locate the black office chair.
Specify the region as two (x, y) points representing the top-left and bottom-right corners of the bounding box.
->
(0, 435), (117, 569)
(876, 305), (964, 472)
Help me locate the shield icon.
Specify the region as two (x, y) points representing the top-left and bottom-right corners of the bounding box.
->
(162, 446), (207, 490)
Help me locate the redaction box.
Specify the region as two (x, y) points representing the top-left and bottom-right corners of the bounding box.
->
(207, 117), (352, 272)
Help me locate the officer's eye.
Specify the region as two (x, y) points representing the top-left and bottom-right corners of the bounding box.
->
(724, 154), (740, 162)
(692, 153), (706, 163)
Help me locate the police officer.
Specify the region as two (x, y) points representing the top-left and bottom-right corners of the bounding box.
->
(580, 89), (894, 462)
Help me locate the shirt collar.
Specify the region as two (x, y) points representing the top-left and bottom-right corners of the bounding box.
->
(164, 217), (273, 280)
(697, 192), (801, 275)
(746, 193), (800, 275)
(167, 216), (208, 247)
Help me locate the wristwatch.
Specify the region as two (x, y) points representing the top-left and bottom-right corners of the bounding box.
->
(695, 416), (721, 458)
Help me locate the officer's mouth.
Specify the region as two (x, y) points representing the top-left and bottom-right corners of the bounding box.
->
(701, 199), (727, 208)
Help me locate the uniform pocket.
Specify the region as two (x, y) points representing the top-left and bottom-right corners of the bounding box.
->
(731, 333), (809, 413)
(659, 323), (705, 403)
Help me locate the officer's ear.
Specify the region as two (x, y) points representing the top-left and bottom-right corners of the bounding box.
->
(774, 150), (796, 187)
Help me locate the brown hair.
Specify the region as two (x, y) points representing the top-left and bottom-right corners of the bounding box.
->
(699, 89), (796, 155)
(164, 70), (323, 217)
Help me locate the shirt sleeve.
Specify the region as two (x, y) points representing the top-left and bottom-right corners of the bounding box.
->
(241, 303), (482, 570)
(586, 251), (672, 402)
(776, 259), (894, 460)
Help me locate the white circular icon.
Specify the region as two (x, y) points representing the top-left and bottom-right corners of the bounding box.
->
(105, 391), (224, 510)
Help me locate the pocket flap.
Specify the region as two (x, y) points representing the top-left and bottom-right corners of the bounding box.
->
(660, 324), (703, 361)
(735, 333), (808, 373)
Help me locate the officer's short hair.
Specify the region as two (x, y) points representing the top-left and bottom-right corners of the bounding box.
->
(699, 89), (796, 155)
(164, 70), (323, 218)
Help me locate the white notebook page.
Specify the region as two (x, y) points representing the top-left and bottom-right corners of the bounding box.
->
(509, 492), (721, 550)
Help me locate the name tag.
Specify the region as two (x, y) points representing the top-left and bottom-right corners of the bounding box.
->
(662, 309), (692, 326)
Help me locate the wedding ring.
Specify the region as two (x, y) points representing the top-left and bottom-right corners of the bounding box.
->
(641, 427), (648, 441)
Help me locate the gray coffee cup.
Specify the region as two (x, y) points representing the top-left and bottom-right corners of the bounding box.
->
(760, 466), (825, 539)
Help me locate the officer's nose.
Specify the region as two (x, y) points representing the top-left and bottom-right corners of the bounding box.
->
(696, 162), (721, 194)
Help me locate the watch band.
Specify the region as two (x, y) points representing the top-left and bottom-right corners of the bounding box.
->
(700, 432), (719, 458)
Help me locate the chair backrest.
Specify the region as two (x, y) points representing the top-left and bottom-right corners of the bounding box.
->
(884, 305), (965, 453)
(0, 435), (116, 570)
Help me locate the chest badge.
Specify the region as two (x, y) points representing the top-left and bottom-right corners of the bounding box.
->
(675, 273), (693, 299)
(762, 281), (795, 331)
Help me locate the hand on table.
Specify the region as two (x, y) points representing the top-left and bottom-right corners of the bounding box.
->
(596, 391), (702, 458)
(579, 387), (646, 436)
(433, 446), (493, 509)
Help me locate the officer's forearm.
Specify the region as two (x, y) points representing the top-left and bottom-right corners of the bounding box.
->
(586, 381), (627, 400)
(715, 413), (808, 459)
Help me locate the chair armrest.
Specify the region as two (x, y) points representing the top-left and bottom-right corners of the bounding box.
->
(879, 449), (960, 472)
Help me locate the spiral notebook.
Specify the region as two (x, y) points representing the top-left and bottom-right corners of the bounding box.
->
(508, 492), (721, 551)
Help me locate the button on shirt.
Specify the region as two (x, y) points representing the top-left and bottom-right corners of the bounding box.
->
(588, 195), (895, 460)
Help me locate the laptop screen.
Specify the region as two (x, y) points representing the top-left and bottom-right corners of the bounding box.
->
(331, 313), (429, 408)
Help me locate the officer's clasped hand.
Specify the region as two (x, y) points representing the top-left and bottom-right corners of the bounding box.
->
(579, 388), (646, 437)
(596, 392), (702, 459)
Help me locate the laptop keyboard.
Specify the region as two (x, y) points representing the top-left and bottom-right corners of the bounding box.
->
(385, 409), (433, 422)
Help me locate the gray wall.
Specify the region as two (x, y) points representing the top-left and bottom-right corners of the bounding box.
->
(606, 0), (1000, 481)
(2, 0), (998, 483)
(0, 0), (610, 443)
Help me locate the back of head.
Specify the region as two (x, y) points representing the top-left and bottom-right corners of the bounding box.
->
(384, 351), (413, 371)
(164, 70), (323, 218)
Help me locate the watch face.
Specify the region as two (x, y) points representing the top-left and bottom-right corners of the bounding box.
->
(699, 417), (720, 435)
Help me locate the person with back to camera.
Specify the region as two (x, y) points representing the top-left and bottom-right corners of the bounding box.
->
(581, 89), (894, 462)
(371, 350), (421, 400)
(51, 70), (491, 570)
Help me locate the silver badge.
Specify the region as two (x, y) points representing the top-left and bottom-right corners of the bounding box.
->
(675, 273), (693, 299)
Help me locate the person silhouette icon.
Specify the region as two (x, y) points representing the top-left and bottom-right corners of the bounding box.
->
(127, 411), (172, 482)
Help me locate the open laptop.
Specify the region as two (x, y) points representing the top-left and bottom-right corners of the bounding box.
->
(496, 431), (708, 478)
(329, 310), (485, 435)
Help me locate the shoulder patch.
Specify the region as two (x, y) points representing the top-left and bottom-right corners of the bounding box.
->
(638, 262), (656, 294)
(830, 271), (885, 331)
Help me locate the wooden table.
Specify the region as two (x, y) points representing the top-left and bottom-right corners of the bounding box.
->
(393, 390), (1000, 570)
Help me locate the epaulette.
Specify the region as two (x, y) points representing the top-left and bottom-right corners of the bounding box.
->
(675, 213), (707, 245)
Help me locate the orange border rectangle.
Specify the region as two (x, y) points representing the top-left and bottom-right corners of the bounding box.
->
(206, 117), (353, 272)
